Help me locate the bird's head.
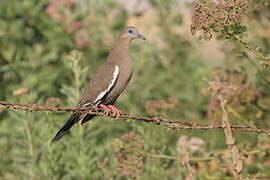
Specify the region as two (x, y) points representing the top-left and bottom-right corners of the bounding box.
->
(120, 26), (146, 41)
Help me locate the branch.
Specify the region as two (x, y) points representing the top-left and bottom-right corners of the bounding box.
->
(220, 97), (243, 180)
(0, 101), (270, 135)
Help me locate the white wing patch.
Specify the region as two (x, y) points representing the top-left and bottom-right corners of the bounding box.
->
(94, 65), (120, 103)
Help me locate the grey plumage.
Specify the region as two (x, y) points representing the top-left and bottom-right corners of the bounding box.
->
(52, 27), (145, 142)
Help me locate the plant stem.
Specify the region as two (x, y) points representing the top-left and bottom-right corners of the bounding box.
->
(233, 35), (270, 61)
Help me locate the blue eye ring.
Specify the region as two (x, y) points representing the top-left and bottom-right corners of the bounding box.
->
(128, 30), (133, 34)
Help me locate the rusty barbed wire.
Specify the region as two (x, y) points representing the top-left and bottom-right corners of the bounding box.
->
(0, 101), (270, 135)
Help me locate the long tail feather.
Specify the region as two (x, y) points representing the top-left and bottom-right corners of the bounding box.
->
(81, 114), (96, 125)
(52, 113), (80, 142)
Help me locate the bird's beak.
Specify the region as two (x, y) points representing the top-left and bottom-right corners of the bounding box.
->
(136, 33), (146, 40)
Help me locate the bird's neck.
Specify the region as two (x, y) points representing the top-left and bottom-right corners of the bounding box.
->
(107, 38), (132, 64)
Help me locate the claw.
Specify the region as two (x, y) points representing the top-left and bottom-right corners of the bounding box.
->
(98, 104), (122, 118)
(108, 105), (122, 119)
(99, 104), (110, 116)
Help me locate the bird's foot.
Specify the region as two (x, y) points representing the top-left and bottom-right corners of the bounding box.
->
(108, 105), (122, 119)
(99, 104), (110, 116)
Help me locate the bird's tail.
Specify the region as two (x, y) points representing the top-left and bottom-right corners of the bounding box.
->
(51, 113), (80, 142)
(81, 114), (96, 125)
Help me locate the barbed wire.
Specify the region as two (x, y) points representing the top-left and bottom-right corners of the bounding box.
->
(0, 101), (270, 135)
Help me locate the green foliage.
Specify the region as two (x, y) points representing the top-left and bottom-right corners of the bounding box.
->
(0, 0), (270, 179)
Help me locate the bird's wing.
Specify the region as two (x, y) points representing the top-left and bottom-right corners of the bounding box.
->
(78, 62), (120, 107)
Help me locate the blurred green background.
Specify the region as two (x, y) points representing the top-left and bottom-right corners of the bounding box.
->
(0, 0), (270, 179)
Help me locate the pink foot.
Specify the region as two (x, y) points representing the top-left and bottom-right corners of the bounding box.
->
(99, 104), (110, 116)
(108, 105), (122, 119)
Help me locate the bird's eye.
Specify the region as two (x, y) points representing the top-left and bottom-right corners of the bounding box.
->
(128, 30), (133, 34)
